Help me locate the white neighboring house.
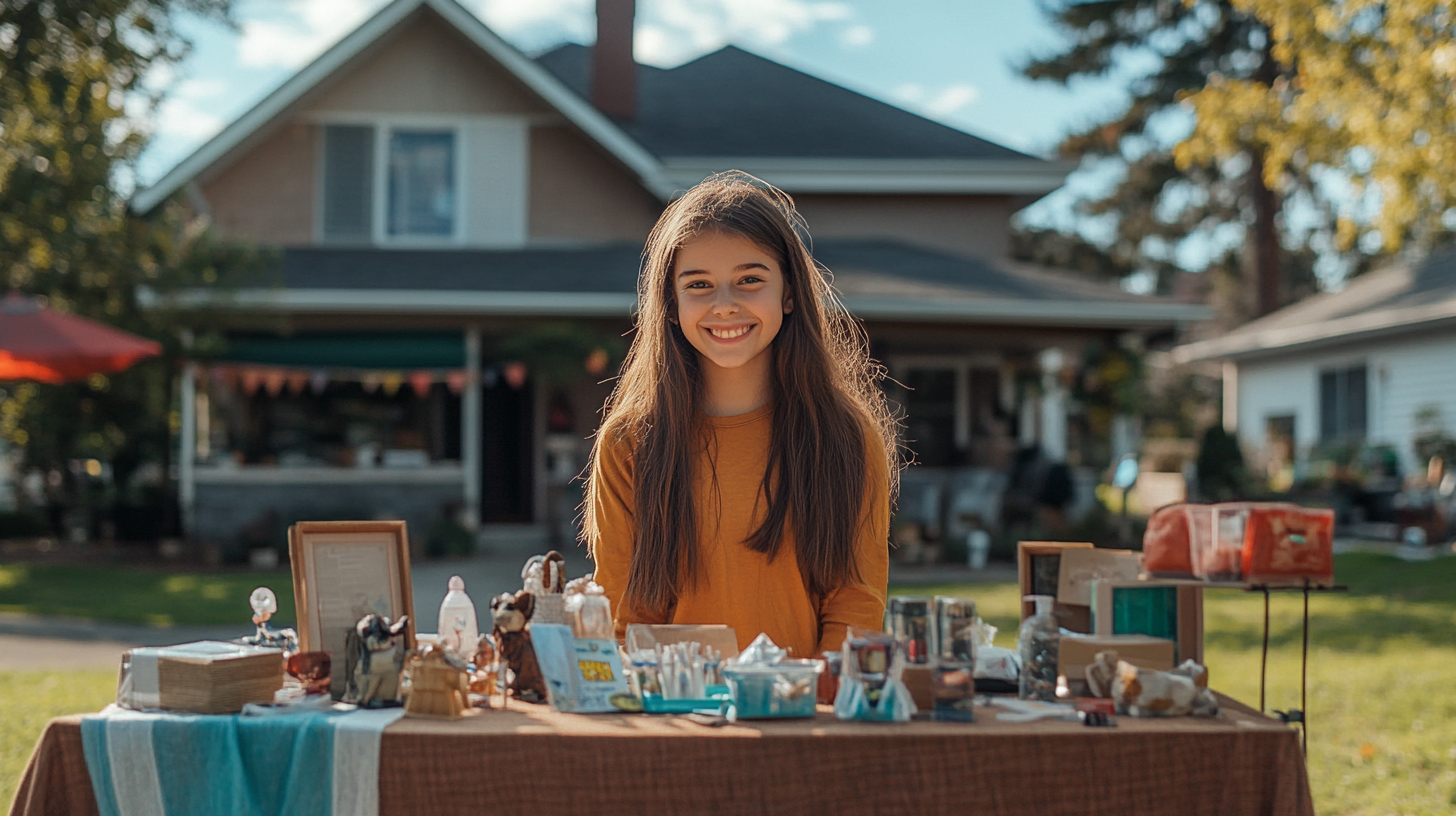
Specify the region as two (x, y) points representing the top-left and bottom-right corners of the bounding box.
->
(1175, 249), (1456, 478)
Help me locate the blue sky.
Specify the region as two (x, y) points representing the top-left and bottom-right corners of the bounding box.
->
(142, 0), (1136, 227)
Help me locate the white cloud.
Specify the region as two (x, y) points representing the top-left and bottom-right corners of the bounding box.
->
(925, 83), (979, 115)
(894, 82), (926, 103)
(634, 0), (856, 66)
(840, 24), (873, 48)
(230, 0), (865, 72)
(471, 0), (594, 43)
(237, 0), (387, 69)
(175, 78), (228, 99)
(894, 82), (980, 118)
(154, 97), (226, 141)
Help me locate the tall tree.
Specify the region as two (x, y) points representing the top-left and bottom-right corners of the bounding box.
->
(1019, 0), (1335, 325)
(0, 0), (255, 535)
(1178, 0), (1456, 257)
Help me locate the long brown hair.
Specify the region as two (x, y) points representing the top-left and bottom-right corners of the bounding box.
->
(583, 172), (898, 619)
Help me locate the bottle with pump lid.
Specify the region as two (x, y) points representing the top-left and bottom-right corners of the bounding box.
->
(438, 575), (479, 663)
(1018, 594), (1060, 702)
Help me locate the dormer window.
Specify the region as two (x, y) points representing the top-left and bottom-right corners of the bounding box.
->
(388, 131), (455, 237)
(315, 116), (525, 248)
(319, 122), (462, 245)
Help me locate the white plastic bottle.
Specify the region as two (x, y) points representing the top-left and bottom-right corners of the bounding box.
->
(437, 575), (479, 663)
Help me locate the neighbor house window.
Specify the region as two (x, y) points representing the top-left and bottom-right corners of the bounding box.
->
(388, 131), (455, 237)
(1319, 365), (1367, 441)
(321, 125), (374, 243)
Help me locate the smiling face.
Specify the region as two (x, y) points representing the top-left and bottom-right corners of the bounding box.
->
(673, 230), (792, 374)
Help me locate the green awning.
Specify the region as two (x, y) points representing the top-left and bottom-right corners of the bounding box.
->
(219, 332), (465, 369)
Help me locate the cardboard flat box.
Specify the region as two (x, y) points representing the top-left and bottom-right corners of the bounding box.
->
(1058, 634), (1175, 679)
(1056, 548), (1141, 606)
(117, 641), (284, 714)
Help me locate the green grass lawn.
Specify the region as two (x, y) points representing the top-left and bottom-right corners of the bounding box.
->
(0, 563), (295, 626)
(3, 553), (1454, 814)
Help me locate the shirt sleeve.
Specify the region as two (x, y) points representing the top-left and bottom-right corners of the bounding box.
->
(588, 429), (667, 642)
(816, 431), (891, 654)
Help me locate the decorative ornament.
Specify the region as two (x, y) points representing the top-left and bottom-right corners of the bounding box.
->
(446, 370), (466, 395)
(409, 370), (433, 398)
(503, 362), (528, 389)
(585, 348), (609, 375)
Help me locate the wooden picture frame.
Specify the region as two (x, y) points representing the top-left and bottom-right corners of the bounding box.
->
(1017, 541), (1095, 633)
(289, 520), (416, 697)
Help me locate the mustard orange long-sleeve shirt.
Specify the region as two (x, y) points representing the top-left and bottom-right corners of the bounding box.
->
(590, 403), (889, 659)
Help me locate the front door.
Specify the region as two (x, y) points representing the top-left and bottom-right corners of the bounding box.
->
(480, 378), (533, 523)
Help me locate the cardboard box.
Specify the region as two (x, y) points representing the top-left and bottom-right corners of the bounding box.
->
(117, 641), (284, 714)
(901, 664), (935, 711)
(1056, 548), (1142, 606)
(1089, 580), (1203, 665)
(1058, 634), (1175, 679)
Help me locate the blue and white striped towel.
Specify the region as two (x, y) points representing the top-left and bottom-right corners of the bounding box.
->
(80, 705), (404, 816)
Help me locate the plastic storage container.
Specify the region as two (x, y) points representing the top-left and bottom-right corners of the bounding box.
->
(723, 659), (824, 719)
(1018, 595), (1060, 702)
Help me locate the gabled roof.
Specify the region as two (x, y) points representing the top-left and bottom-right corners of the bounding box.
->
(131, 0), (673, 213)
(1174, 248), (1456, 363)
(179, 242), (1207, 327)
(133, 0), (1071, 213)
(535, 44), (1073, 195)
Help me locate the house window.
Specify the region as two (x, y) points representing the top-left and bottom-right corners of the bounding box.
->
(388, 131), (455, 237)
(321, 125), (374, 242)
(1319, 365), (1367, 442)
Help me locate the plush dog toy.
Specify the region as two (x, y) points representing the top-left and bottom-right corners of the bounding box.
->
(490, 590), (547, 704)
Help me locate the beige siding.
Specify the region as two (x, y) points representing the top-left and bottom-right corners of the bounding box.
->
(301, 11), (551, 117)
(201, 123), (316, 245)
(528, 126), (661, 244)
(794, 194), (1017, 260)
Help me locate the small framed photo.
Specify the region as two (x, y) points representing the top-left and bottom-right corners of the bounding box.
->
(289, 520), (416, 695)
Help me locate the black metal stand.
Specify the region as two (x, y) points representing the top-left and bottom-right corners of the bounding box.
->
(1250, 580), (1347, 755)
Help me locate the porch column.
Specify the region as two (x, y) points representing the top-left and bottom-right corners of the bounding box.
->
(1222, 360), (1239, 434)
(1038, 347), (1067, 462)
(179, 361), (197, 537)
(461, 328), (481, 531)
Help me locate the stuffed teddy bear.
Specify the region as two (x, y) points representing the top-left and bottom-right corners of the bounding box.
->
(490, 590), (547, 704)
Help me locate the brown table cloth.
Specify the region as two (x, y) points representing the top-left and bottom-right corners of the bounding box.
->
(10, 694), (1312, 816)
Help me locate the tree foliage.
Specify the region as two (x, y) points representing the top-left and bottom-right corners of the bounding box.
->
(1177, 0), (1456, 256)
(0, 1), (262, 524)
(1019, 0), (1337, 324)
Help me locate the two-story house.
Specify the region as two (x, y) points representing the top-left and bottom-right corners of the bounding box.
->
(133, 0), (1206, 557)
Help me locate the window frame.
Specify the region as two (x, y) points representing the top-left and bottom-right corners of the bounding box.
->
(314, 115), (467, 248)
(1318, 362), (1368, 443)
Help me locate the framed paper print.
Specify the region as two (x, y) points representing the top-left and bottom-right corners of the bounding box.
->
(289, 520), (416, 695)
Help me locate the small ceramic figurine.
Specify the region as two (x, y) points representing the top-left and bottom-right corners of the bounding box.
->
(343, 614), (409, 707)
(242, 587), (299, 652)
(490, 591), (547, 704)
(468, 633), (499, 697)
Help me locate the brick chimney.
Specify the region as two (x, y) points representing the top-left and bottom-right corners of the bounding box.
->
(592, 0), (636, 119)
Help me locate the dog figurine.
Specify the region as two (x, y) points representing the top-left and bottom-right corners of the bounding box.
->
(490, 590), (547, 704)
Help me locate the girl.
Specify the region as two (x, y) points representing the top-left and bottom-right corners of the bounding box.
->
(584, 172), (898, 659)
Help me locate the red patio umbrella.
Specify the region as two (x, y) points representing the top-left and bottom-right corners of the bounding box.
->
(0, 292), (162, 383)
